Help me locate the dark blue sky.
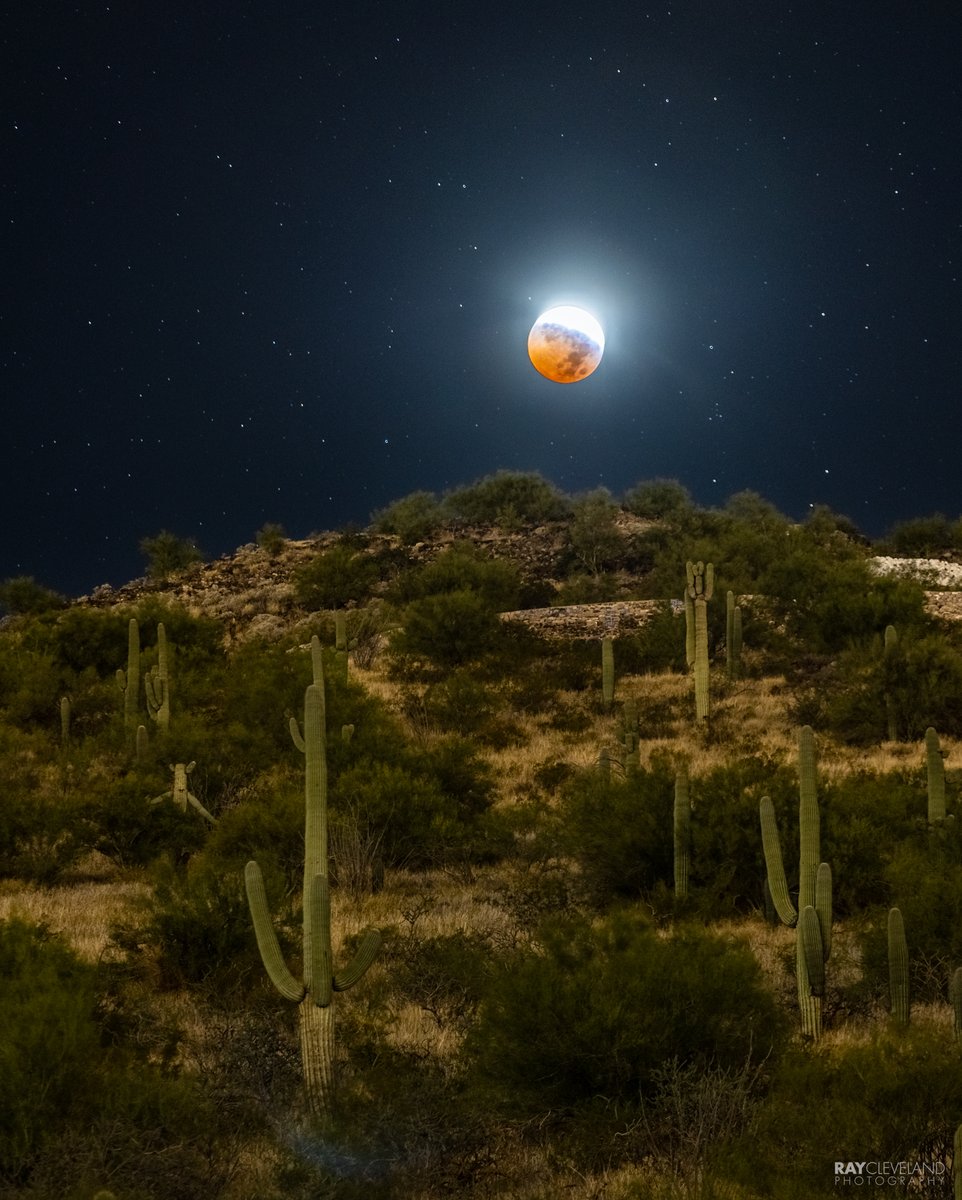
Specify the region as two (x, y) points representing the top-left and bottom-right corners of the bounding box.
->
(3, 2), (960, 594)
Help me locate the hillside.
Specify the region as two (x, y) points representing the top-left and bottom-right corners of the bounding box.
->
(2, 480), (962, 1199)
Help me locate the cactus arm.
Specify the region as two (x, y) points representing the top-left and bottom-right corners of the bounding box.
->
(186, 792), (216, 823)
(334, 928), (383, 991)
(759, 796), (797, 926)
(799, 906), (825, 997)
(815, 862), (832, 961)
(244, 861), (307, 1003)
(290, 717), (306, 753)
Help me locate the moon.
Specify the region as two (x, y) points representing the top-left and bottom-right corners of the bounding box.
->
(527, 305), (605, 384)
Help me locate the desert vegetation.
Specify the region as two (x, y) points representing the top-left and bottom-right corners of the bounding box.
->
(2, 474), (962, 1198)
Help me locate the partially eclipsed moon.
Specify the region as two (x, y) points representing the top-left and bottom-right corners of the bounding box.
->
(527, 305), (605, 383)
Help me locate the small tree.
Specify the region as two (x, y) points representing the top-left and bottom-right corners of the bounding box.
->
(139, 531), (203, 581)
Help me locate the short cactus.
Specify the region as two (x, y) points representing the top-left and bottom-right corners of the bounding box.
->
(150, 762), (215, 822)
(926, 727), (946, 827)
(883, 625), (899, 741)
(887, 906), (910, 1027)
(59, 696), (71, 744)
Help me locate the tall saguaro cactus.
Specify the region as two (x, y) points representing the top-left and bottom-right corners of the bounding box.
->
(883, 625), (899, 742)
(926, 727), (946, 827)
(759, 726), (832, 1039)
(685, 561), (713, 721)
(245, 639), (381, 1121)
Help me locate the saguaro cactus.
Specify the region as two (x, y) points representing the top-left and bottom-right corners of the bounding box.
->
(726, 590), (742, 681)
(59, 696), (71, 744)
(926, 727), (946, 827)
(150, 761), (215, 822)
(245, 638), (381, 1121)
(759, 726), (832, 1039)
(685, 561), (713, 721)
(334, 611), (350, 684)
(145, 622), (171, 733)
(116, 617), (140, 733)
(888, 906), (910, 1027)
(601, 637), (615, 708)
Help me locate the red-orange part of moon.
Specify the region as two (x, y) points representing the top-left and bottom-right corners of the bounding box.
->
(527, 320), (603, 384)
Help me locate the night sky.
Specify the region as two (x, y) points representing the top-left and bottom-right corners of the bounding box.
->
(3, 3), (960, 596)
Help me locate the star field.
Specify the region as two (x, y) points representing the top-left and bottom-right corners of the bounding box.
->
(1, 3), (960, 594)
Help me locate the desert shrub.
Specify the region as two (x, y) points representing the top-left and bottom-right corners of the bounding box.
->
(389, 540), (522, 610)
(557, 758), (675, 905)
(688, 757), (798, 915)
(0, 918), (105, 1178)
(819, 770), (923, 915)
(552, 571), (620, 605)
(86, 770), (209, 868)
(330, 755), (493, 870)
(126, 856), (272, 994)
(0, 638), (62, 725)
(881, 512), (958, 557)
(255, 521), (287, 554)
(386, 929), (495, 1032)
(203, 774), (305, 891)
(0, 918), (236, 1196)
(0, 575), (67, 615)
(421, 670), (516, 745)
(370, 489), (446, 543)
(292, 543), (379, 609)
(859, 837), (962, 1004)
(567, 488), (626, 575)
(139, 529), (204, 579)
(622, 478), (695, 521)
(732, 1029), (962, 1197)
(444, 469), (571, 525)
(393, 589), (503, 670)
(619, 605), (687, 672)
(468, 911), (784, 1117)
(821, 632), (962, 743)
(759, 543), (929, 654)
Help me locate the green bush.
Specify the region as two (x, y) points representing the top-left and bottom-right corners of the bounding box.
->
(732, 1029), (962, 1197)
(292, 543), (380, 609)
(389, 541), (522, 609)
(622, 478), (695, 522)
(443, 470), (571, 525)
(139, 529), (204, 580)
(881, 513), (959, 557)
(567, 488), (626, 575)
(557, 758), (675, 905)
(468, 911), (784, 1114)
(371, 489), (445, 543)
(393, 590), (503, 670)
(255, 521), (287, 555)
(0, 575), (67, 615)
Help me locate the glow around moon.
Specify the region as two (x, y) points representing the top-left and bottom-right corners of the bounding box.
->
(527, 305), (605, 384)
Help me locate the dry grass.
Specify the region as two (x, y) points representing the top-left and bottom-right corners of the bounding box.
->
(0, 874), (149, 961)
